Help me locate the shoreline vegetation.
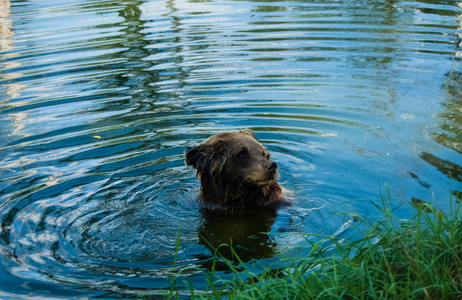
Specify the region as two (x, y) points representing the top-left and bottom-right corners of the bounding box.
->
(167, 192), (461, 299)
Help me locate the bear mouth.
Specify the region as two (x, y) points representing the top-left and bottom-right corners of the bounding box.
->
(251, 172), (278, 185)
(254, 179), (276, 185)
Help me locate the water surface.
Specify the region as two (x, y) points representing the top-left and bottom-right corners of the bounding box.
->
(1, 0), (461, 298)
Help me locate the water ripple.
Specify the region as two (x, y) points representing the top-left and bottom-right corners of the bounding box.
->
(1, 0), (461, 298)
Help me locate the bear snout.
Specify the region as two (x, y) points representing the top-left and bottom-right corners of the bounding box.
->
(266, 160), (278, 173)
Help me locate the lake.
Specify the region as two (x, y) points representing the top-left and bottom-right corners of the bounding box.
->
(0, 0), (461, 298)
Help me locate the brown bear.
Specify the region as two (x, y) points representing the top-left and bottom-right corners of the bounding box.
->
(185, 129), (290, 211)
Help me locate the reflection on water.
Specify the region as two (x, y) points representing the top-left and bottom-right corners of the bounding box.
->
(438, 68), (462, 156)
(198, 208), (278, 263)
(421, 152), (462, 182)
(0, 0), (461, 298)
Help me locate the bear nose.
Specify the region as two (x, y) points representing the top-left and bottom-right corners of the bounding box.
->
(266, 160), (277, 172)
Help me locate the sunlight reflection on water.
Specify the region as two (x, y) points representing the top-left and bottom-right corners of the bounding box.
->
(0, 0), (461, 298)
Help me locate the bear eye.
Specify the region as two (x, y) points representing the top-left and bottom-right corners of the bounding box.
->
(238, 149), (248, 158)
(265, 151), (271, 159)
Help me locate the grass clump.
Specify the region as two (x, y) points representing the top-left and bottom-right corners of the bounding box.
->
(168, 195), (462, 299)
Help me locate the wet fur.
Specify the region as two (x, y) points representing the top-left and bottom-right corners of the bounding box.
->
(185, 129), (290, 211)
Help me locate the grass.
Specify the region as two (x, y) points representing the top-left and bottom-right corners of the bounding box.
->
(166, 192), (462, 300)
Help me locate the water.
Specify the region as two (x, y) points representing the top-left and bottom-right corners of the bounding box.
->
(0, 0), (461, 298)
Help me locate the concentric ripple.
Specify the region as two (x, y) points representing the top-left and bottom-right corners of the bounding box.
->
(1, 0), (461, 298)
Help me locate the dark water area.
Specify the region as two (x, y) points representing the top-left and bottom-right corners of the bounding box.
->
(0, 0), (461, 298)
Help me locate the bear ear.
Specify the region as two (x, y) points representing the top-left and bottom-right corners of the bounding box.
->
(239, 129), (258, 140)
(185, 142), (228, 173)
(185, 145), (206, 169)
